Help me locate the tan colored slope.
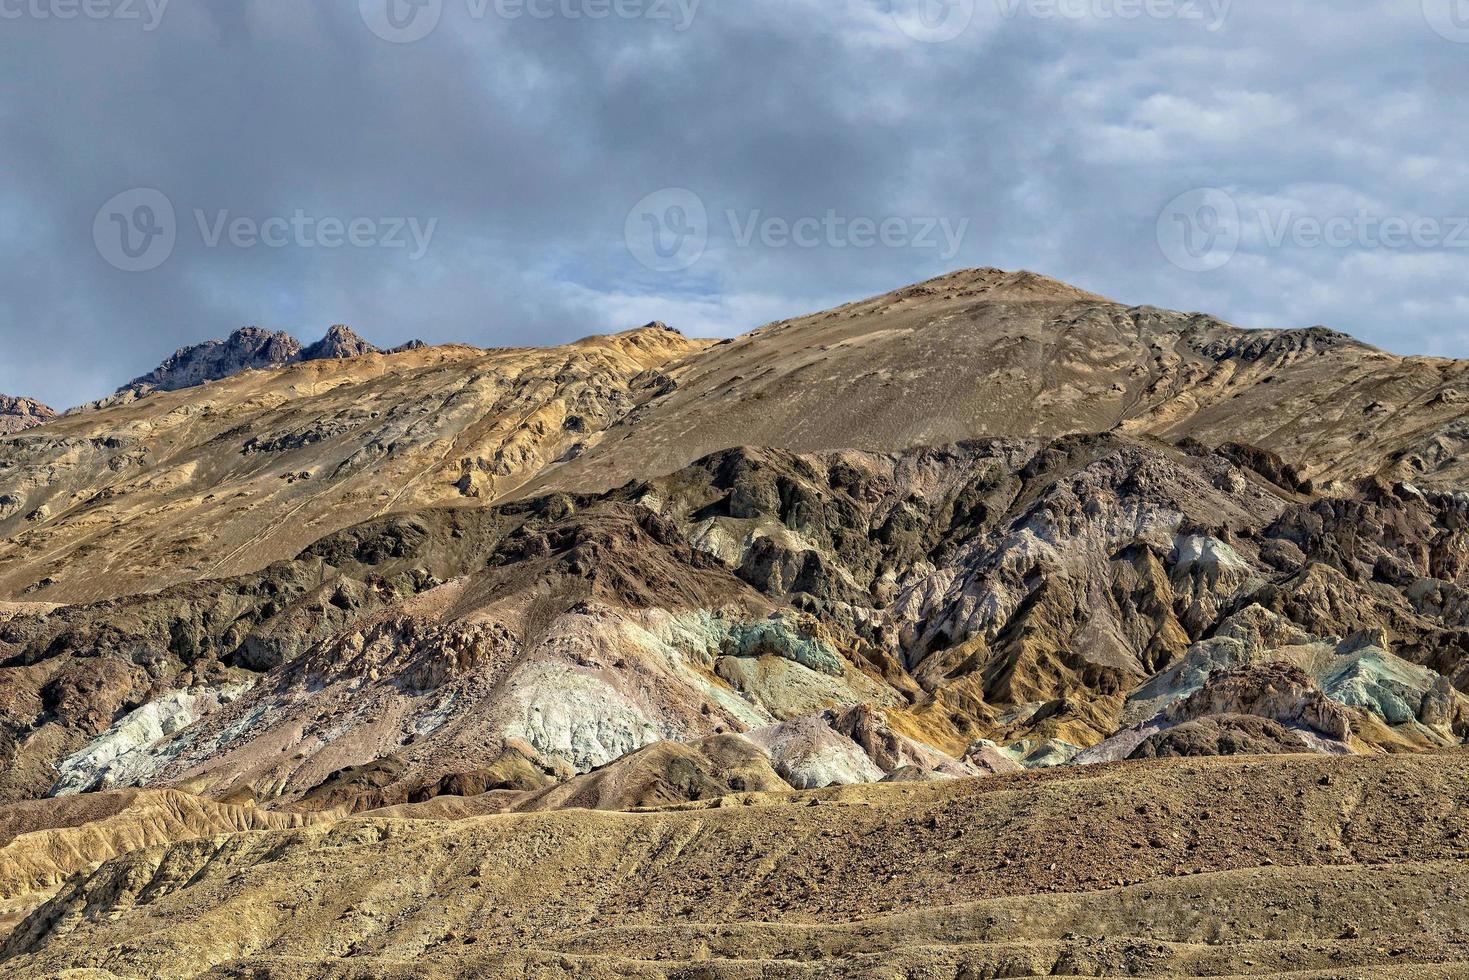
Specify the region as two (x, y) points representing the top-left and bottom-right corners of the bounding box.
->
(10, 266), (1469, 604)
(0, 326), (707, 602)
(535, 267), (1469, 498)
(0, 789), (329, 933)
(5, 752), (1469, 977)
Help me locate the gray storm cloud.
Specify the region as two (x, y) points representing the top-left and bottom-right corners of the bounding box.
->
(1, 0), (1466, 408)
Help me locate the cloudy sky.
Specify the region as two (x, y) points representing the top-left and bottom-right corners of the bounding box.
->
(2, 0), (1467, 409)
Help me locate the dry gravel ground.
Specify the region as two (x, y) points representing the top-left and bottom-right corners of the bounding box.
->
(5, 751), (1469, 978)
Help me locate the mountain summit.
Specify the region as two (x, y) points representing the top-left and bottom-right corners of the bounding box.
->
(0, 395), (55, 435)
(299, 324), (379, 361)
(114, 324), (397, 401)
(4, 269), (1466, 602)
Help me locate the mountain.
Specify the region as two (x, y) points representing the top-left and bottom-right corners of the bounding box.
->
(13, 268), (1469, 605)
(113, 324), (394, 402)
(533, 267), (1469, 496)
(299, 324), (379, 361)
(0, 397), (53, 436)
(4, 269), (1469, 976)
(114, 326), (304, 399)
(0, 325), (706, 600)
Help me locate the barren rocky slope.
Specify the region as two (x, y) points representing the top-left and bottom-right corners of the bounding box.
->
(11, 269), (1469, 605)
(0, 396), (54, 436)
(534, 268), (1469, 497)
(4, 433), (1467, 816)
(0, 324), (705, 601)
(5, 753), (1469, 978)
(5, 268), (1469, 975)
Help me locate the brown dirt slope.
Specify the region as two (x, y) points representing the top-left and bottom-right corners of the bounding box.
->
(0, 789), (329, 934)
(535, 268), (1469, 498)
(10, 269), (1469, 604)
(0, 325), (705, 602)
(4, 752), (1469, 977)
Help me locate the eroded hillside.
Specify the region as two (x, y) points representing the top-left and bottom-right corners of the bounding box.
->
(10, 269), (1469, 604)
(5, 269), (1469, 977)
(0, 325), (704, 601)
(5, 753), (1469, 978)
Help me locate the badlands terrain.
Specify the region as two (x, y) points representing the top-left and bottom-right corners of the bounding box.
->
(2, 268), (1469, 976)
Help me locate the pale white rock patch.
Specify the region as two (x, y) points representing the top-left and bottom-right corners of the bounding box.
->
(51, 684), (253, 796)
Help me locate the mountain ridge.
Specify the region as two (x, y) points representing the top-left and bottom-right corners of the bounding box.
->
(5, 268), (1469, 975)
(109, 323), (415, 404)
(6, 268), (1469, 604)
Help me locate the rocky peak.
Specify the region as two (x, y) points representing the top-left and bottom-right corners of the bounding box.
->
(893, 267), (1112, 304)
(301, 325), (380, 361)
(0, 394), (57, 435)
(116, 324), (394, 401)
(118, 327), (303, 397)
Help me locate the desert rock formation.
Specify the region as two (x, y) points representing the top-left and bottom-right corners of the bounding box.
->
(0, 397), (54, 436)
(4, 269), (1469, 976)
(0, 325), (706, 600)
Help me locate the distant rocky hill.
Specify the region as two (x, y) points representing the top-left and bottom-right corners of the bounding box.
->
(113, 324), (412, 402)
(0, 397), (53, 436)
(115, 326), (303, 398)
(298, 324), (380, 361)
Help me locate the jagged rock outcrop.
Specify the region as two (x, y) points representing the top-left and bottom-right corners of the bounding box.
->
(1128, 713), (1312, 759)
(112, 324), (391, 403)
(0, 398), (54, 437)
(115, 326), (304, 397)
(300, 324), (379, 361)
(1164, 663), (1352, 741)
